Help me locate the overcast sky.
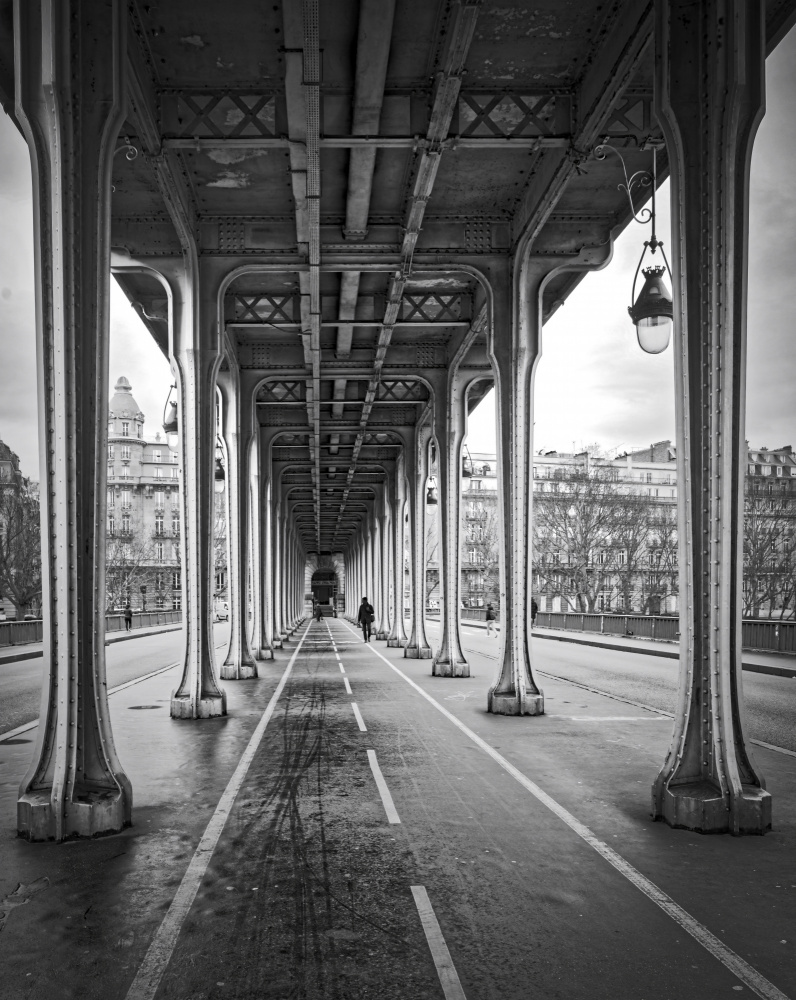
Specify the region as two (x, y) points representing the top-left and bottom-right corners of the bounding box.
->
(1, 28), (794, 476)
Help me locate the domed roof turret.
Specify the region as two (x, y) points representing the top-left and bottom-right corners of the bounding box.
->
(109, 376), (144, 421)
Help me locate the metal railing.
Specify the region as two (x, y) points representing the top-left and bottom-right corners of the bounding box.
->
(534, 612), (795, 653)
(1, 611), (183, 647)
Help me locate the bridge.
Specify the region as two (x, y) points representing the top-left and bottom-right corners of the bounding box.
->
(0, 0), (795, 996)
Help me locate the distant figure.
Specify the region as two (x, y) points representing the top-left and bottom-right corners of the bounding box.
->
(315, 601), (323, 622)
(124, 605), (133, 632)
(485, 602), (496, 638)
(531, 598), (539, 627)
(357, 596), (374, 642)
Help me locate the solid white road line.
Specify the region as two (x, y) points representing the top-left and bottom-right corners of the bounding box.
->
(351, 702), (367, 732)
(367, 749), (401, 824)
(125, 621), (312, 1000)
(343, 677), (352, 695)
(340, 619), (790, 1000)
(411, 886), (467, 1000)
(553, 715), (670, 722)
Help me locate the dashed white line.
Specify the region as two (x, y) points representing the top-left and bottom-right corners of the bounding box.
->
(339, 663), (346, 674)
(367, 749), (400, 824)
(343, 677), (352, 695)
(350, 702), (367, 731)
(411, 886), (467, 1000)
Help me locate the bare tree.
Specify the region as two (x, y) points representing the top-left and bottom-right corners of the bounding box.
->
(0, 478), (42, 618)
(744, 478), (796, 619)
(533, 469), (658, 613)
(105, 536), (153, 612)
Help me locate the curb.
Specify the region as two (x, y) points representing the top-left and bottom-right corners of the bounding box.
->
(0, 623), (184, 666)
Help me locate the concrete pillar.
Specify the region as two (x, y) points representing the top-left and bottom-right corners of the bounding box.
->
(259, 459), (276, 656)
(249, 438), (269, 659)
(651, 0), (770, 835)
(405, 424), (433, 658)
(217, 369), (257, 679)
(487, 247), (609, 715)
(433, 371), (470, 676)
(387, 454), (408, 647)
(15, 0), (132, 840)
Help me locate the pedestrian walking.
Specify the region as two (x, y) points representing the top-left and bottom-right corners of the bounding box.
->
(315, 601), (323, 622)
(124, 604), (133, 632)
(531, 597), (539, 627)
(357, 596), (375, 642)
(485, 602), (496, 637)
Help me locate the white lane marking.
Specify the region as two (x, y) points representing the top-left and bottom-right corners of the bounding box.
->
(351, 702), (367, 732)
(125, 621), (312, 1000)
(340, 619), (790, 1000)
(0, 660), (181, 743)
(343, 677), (352, 695)
(411, 886), (467, 1000)
(339, 663), (346, 674)
(367, 749), (401, 824)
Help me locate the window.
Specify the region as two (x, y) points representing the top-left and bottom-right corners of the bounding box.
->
(121, 466), (130, 479)
(107, 490), (114, 509)
(655, 489), (659, 497)
(172, 543), (179, 560)
(121, 514), (131, 533)
(137, 424), (142, 438)
(171, 451), (179, 463)
(155, 467), (163, 480)
(172, 493), (180, 510)
(121, 489), (131, 508)
(748, 464), (756, 475)
(108, 515), (114, 534)
(121, 445), (131, 460)
(122, 421), (129, 436)
(172, 572), (181, 589)
(777, 467), (783, 477)
(172, 593), (182, 611)
(108, 444), (114, 459)
(471, 479), (482, 490)
(108, 420), (114, 433)
(172, 516), (180, 535)
(155, 516), (164, 535)
(762, 465), (771, 476)
(171, 467), (178, 479)
(545, 595), (554, 612)
(646, 472), (652, 483)
(153, 450), (162, 463)
(155, 542), (164, 561)
(155, 491), (165, 509)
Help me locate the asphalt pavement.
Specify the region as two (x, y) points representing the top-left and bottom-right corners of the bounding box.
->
(0, 622), (231, 737)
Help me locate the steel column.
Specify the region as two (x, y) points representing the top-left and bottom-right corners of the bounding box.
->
(405, 423), (433, 658)
(651, 0), (771, 835)
(15, 0), (132, 840)
(387, 453), (408, 647)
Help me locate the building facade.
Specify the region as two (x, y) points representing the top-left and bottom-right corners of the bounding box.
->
(106, 377), (181, 611)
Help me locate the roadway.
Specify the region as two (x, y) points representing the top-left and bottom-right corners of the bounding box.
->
(0, 623), (231, 737)
(431, 621), (796, 755)
(0, 618), (794, 1000)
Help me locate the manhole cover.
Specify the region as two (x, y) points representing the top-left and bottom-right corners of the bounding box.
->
(129, 705), (162, 710)
(1, 738), (32, 744)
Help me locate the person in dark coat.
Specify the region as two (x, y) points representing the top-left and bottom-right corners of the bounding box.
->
(531, 597), (539, 626)
(124, 605), (133, 632)
(485, 602), (496, 638)
(357, 596), (375, 642)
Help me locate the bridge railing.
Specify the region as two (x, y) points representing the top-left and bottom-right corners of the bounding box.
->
(535, 612), (795, 653)
(1, 611), (183, 647)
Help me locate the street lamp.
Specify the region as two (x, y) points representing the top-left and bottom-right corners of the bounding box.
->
(162, 384), (178, 434)
(594, 143), (673, 354)
(426, 477), (439, 505)
(214, 435), (226, 492)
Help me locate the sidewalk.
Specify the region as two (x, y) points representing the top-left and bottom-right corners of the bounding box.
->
(0, 621), (183, 666)
(456, 616), (796, 679)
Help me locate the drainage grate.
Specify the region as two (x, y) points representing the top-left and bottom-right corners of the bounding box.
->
(128, 705), (162, 710)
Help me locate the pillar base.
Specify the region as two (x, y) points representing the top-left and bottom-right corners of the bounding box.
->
(433, 657), (470, 678)
(387, 637), (406, 647)
(17, 787), (131, 842)
(272, 638), (283, 648)
(376, 630), (388, 640)
(258, 647), (274, 660)
(487, 689), (544, 716)
(170, 692), (227, 719)
(219, 661), (257, 680)
(404, 645), (433, 659)
(654, 781), (772, 835)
